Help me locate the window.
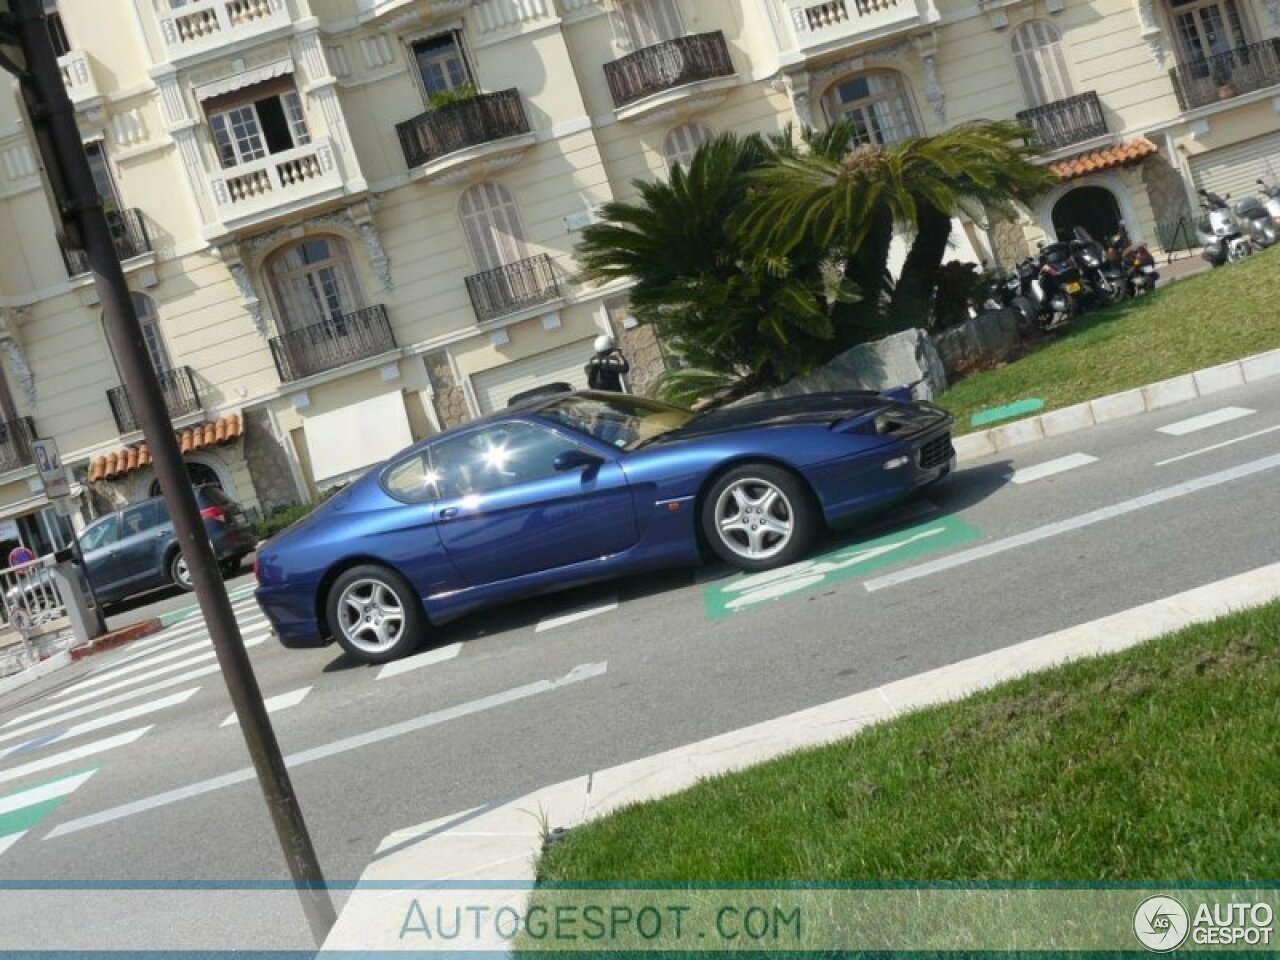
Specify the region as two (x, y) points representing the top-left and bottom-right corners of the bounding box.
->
(267, 236), (362, 333)
(622, 0), (684, 48)
(121, 500), (166, 537)
(85, 141), (121, 212)
(662, 122), (714, 171)
(207, 87), (310, 169)
(131, 293), (172, 376)
(383, 451), (439, 504)
(44, 2), (71, 58)
(1011, 21), (1075, 106)
(427, 422), (585, 498)
(459, 182), (528, 271)
(1169, 0), (1249, 63)
(821, 71), (918, 146)
(412, 34), (471, 99)
(79, 515), (120, 552)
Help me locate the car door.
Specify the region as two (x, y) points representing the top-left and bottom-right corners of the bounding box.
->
(78, 515), (124, 596)
(116, 500), (169, 587)
(429, 419), (639, 586)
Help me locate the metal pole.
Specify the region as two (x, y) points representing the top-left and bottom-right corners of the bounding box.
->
(9, 0), (336, 945)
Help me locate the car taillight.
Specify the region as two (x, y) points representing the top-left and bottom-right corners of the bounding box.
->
(200, 506), (226, 522)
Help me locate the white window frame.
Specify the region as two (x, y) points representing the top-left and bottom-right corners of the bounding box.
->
(208, 90), (311, 169)
(621, 0), (684, 49)
(1011, 20), (1076, 107)
(267, 236), (364, 334)
(458, 182), (528, 272)
(410, 31), (473, 101)
(1168, 0), (1251, 65)
(820, 71), (919, 147)
(662, 122), (715, 171)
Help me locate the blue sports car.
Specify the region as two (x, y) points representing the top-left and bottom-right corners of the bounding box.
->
(254, 390), (954, 663)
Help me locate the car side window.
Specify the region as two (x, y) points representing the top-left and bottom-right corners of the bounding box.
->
(121, 501), (164, 536)
(430, 422), (587, 498)
(383, 451), (441, 504)
(80, 516), (121, 551)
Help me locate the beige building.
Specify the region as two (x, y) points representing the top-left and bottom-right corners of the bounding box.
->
(0, 0), (1275, 555)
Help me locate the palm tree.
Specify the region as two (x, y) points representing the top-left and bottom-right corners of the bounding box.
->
(743, 120), (1057, 332)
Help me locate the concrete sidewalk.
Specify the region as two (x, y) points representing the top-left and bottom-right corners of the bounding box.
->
(320, 562), (1280, 952)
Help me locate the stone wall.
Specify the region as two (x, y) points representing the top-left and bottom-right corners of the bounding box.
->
(1142, 151), (1194, 254)
(423, 351), (470, 429)
(243, 408), (301, 513)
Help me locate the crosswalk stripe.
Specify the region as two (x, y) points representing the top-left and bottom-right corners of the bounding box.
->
(220, 687), (312, 728)
(0, 727), (153, 788)
(0, 768), (98, 816)
(0, 832), (24, 856)
(376, 642), (464, 681)
(535, 597), (619, 633)
(54, 637), (215, 699)
(1157, 406), (1254, 436)
(0, 689), (201, 761)
(1010, 453), (1098, 485)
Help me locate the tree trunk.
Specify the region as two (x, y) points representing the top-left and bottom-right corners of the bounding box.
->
(889, 203), (953, 331)
(835, 205), (894, 349)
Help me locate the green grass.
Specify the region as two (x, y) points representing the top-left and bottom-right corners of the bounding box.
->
(937, 246), (1280, 433)
(535, 601), (1280, 884)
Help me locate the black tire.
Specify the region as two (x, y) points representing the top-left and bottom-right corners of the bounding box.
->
(169, 550), (194, 592)
(220, 557), (243, 577)
(700, 463), (818, 572)
(325, 564), (426, 664)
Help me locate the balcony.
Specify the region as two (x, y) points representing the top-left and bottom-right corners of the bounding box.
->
(604, 32), (736, 110)
(1016, 91), (1108, 152)
(207, 137), (344, 233)
(1169, 38), (1280, 111)
(783, 0), (924, 58)
(0, 418), (36, 475)
(158, 0), (292, 64)
(465, 255), (560, 323)
(269, 306), (397, 383)
(397, 89), (535, 183)
(61, 209), (153, 277)
(57, 50), (101, 108)
(107, 366), (202, 435)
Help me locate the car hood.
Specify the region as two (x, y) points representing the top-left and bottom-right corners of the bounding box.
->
(649, 392), (896, 445)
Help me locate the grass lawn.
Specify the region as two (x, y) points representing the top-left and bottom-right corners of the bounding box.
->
(534, 601), (1280, 884)
(936, 245), (1280, 433)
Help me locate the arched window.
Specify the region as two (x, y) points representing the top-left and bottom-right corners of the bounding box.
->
(459, 182), (528, 271)
(131, 293), (171, 374)
(1168, 0), (1249, 64)
(266, 236), (362, 333)
(621, 0), (684, 48)
(662, 122), (714, 171)
(820, 70), (918, 146)
(1012, 21), (1075, 106)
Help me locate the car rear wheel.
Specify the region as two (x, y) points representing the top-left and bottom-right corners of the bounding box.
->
(169, 551), (194, 592)
(326, 565), (425, 664)
(701, 464), (816, 572)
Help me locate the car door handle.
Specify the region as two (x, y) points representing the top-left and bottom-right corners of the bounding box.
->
(439, 507), (460, 520)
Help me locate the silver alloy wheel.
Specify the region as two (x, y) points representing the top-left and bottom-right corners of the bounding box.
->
(335, 577), (407, 656)
(712, 477), (795, 561)
(174, 554), (192, 589)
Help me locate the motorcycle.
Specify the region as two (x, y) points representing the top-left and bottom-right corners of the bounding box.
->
(1070, 226), (1129, 306)
(1198, 189), (1252, 266)
(1256, 177), (1280, 222)
(997, 240), (1085, 334)
(1233, 194), (1279, 249)
(1104, 223), (1159, 296)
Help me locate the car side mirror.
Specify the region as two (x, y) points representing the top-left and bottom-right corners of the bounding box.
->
(553, 449), (603, 472)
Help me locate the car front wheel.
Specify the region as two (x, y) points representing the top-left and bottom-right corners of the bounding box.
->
(326, 564), (426, 664)
(701, 464), (817, 572)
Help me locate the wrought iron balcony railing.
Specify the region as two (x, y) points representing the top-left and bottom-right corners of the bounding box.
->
(0, 417), (36, 474)
(604, 31), (735, 109)
(1016, 91), (1108, 151)
(269, 305), (397, 383)
(1170, 38), (1280, 111)
(464, 254), (559, 323)
(397, 89), (532, 169)
(61, 208), (152, 277)
(107, 366), (202, 435)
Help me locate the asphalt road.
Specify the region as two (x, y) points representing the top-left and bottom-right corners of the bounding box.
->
(2, 375), (1278, 945)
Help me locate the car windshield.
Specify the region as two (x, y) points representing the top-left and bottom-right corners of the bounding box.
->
(538, 394), (694, 450)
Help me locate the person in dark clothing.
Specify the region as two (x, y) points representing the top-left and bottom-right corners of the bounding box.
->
(585, 334), (629, 391)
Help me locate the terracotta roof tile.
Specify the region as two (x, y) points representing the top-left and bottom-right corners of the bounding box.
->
(88, 413), (244, 484)
(1049, 136), (1159, 180)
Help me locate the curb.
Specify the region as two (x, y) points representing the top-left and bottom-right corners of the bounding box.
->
(69, 618), (163, 662)
(0, 649), (71, 698)
(952, 346), (1280, 462)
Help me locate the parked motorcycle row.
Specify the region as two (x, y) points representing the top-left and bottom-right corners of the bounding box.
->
(1197, 179), (1280, 267)
(985, 225), (1159, 335)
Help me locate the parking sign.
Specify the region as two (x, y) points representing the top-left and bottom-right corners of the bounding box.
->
(32, 438), (71, 500)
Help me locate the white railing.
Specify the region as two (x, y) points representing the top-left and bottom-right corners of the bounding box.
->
(159, 0), (291, 60)
(784, 0), (922, 50)
(0, 555), (66, 634)
(57, 50), (100, 104)
(208, 137), (343, 226)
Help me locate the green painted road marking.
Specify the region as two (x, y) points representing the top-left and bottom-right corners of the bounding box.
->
(0, 767), (99, 843)
(159, 585), (257, 626)
(704, 514), (982, 619)
(971, 398), (1045, 427)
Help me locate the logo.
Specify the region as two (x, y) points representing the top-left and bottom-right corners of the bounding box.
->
(1134, 896), (1190, 952)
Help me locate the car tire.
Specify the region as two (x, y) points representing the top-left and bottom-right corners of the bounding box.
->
(325, 564), (426, 664)
(169, 550), (194, 592)
(701, 463), (817, 572)
(220, 557), (242, 577)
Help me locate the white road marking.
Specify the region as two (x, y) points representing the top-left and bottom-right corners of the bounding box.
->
(1, 665), (221, 734)
(1010, 453), (1098, 485)
(864, 451), (1280, 592)
(55, 638), (215, 698)
(46, 662), (609, 839)
(0, 726), (153, 789)
(1157, 406), (1254, 436)
(220, 687), (312, 728)
(0, 768), (98, 816)
(0, 832), (24, 856)
(376, 643), (464, 681)
(1155, 423), (1280, 466)
(534, 597), (619, 633)
(0, 689), (200, 760)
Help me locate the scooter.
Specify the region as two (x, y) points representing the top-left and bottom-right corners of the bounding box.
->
(1070, 226), (1129, 306)
(1198, 189), (1252, 266)
(1105, 223), (1159, 296)
(1233, 194), (1280, 249)
(1256, 178), (1280, 222)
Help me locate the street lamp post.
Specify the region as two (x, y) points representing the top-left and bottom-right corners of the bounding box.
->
(0, 0), (337, 946)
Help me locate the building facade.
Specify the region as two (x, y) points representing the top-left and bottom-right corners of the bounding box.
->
(0, 0), (1275, 556)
